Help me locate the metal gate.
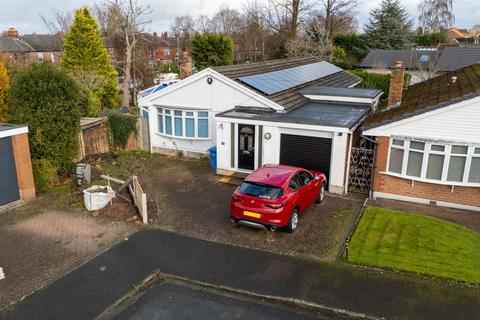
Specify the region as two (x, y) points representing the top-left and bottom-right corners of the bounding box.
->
(348, 143), (375, 194)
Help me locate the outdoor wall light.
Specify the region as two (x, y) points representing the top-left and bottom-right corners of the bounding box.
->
(264, 132), (272, 140)
(207, 77), (213, 84)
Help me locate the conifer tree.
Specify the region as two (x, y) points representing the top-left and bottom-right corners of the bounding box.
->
(365, 0), (413, 49)
(0, 61), (9, 122)
(62, 7), (118, 114)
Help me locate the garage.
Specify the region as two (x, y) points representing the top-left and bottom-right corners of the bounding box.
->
(0, 124), (35, 209)
(0, 137), (21, 206)
(280, 133), (332, 183)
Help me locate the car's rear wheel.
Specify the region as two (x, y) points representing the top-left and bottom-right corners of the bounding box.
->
(316, 182), (326, 204)
(285, 207), (299, 233)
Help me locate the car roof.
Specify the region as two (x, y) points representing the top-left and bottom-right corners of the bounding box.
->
(245, 164), (302, 187)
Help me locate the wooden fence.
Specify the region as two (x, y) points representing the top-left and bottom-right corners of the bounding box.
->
(132, 175), (148, 224)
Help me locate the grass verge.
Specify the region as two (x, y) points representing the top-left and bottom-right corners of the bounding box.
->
(349, 206), (480, 284)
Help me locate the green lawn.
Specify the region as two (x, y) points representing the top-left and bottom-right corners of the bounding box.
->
(349, 206), (480, 284)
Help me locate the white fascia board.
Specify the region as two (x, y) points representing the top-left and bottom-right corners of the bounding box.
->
(363, 96), (480, 136)
(139, 68), (285, 112)
(216, 116), (349, 133)
(304, 95), (373, 104)
(0, 126), (28, 138)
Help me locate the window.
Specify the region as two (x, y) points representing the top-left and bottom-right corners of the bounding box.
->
(164, 110), (172, 135)
(174, 110), (183, 136)
(387, 138), (480, 185)
(37, 52), (44, 62)
(238, 182), (283, 200)
(298, 171), (314, 185)
(185, 112), (195, 137)
(156, 108), (209, 139)
(157, 108), (163, 132)
(198, 112), (209, 138)
(289, 175), (302, 191)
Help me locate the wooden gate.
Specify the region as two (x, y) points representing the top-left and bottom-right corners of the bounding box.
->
(348, 145), (375, 194)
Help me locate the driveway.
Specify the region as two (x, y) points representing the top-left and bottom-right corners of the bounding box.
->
(0, 207), (135, 309)
(96, 154), (365, 260)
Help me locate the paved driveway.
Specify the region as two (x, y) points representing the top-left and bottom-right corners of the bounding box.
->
(0, 210), (135, 309)
(134, 156), (364, 260)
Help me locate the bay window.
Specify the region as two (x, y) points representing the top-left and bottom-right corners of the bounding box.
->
(387, 138), (480, 186)
(156, 107), (209, 139)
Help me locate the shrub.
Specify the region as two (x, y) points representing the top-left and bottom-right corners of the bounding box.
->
(32, 159), (58, 192)
(7, 62), (81, 174)
(413, 32), (447, 46)
(107, 112), (137, 150)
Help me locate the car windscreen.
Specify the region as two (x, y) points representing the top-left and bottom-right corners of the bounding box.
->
(238, 182), (283, 200)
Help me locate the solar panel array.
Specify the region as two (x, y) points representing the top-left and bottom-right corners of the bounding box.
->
(237, 61), (343, 95)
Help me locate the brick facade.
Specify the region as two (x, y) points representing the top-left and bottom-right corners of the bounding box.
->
(11, 133), (36, 201)
(373, 136), (480, 208)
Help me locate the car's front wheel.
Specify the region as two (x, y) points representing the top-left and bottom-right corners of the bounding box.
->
(316, 182), (326, 204)
(285, 207), (299, 233)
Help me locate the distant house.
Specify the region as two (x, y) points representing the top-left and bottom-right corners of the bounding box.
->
(139, 57), (386, 194)
(361, 46), (480, 83)
(362, 62), (480, 212)
(447, 27), (480, 44)
(0, 28), (62, 67)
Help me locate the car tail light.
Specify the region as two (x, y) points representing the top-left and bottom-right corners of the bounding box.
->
(232, 195), (242, 202)
(265, 203), (284, 209)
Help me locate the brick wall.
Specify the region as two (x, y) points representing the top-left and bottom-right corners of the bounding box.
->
(373, 136), (480, 208)
(387, 61), (404, 106)
(11, 133), (36, 201)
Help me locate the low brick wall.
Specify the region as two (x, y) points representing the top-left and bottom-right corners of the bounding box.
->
(373, 136), (480, 209)
(11, 133), (36, 201)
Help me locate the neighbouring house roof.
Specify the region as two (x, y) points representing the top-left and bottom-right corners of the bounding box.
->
(217, 102), (371, 129)
(0, 34), (62, 52)
(213, 57), (361, 111)
(20, 34), (62, 52)
(438, 47), (480, 71)
(362, 63), (480, 130)
(0, 36), (34, 52)
(360, 48), (439, 70)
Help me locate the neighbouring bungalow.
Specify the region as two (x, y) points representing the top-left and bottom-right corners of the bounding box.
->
(139, 57), (384, 194)
(362, 62), (480, 212)
(360, 46), (480, 84)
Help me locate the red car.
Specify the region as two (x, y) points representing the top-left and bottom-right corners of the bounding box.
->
(230, 164), (327, 233)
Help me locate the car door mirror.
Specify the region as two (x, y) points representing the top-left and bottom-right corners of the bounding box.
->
(314, 175), (320, 180)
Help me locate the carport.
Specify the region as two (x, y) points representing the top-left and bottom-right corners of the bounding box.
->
(0, 124), (35, 208)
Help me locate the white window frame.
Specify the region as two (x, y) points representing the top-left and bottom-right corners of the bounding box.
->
(385, 137), (480, 187)
(155, 107), (210, 140)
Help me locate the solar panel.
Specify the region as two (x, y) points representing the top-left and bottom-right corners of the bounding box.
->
(238, 61), (343, 95)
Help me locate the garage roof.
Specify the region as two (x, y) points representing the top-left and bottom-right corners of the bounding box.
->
(299, 87), (383, 99)
(217, 102), (371, 129)
(0, 124), (28, 138)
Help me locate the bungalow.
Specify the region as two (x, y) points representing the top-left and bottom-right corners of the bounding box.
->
(139, 57), (383, 194)
(362, 62), (480, 212)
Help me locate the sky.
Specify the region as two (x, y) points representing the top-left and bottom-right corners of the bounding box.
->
(0, 0), (478, 35)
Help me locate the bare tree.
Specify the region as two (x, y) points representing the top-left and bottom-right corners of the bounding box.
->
(418, 0), (454, 33)
(195, 15), (211, 33)
(286, 17), (333, 59)
(40, 9), (73, 34)
(109, 0), (152, 108)
(170, 15), (196, 51)
(209, 8), (244, 37)
(316, 0), (358, 39)
(264, 0), (312, 38)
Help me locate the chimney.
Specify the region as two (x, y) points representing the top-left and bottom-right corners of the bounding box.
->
(2, 27), (19, 37)
(179, 51), (192, 79)
(387, 60), (405, 107)
(161, 32), (168, 40)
